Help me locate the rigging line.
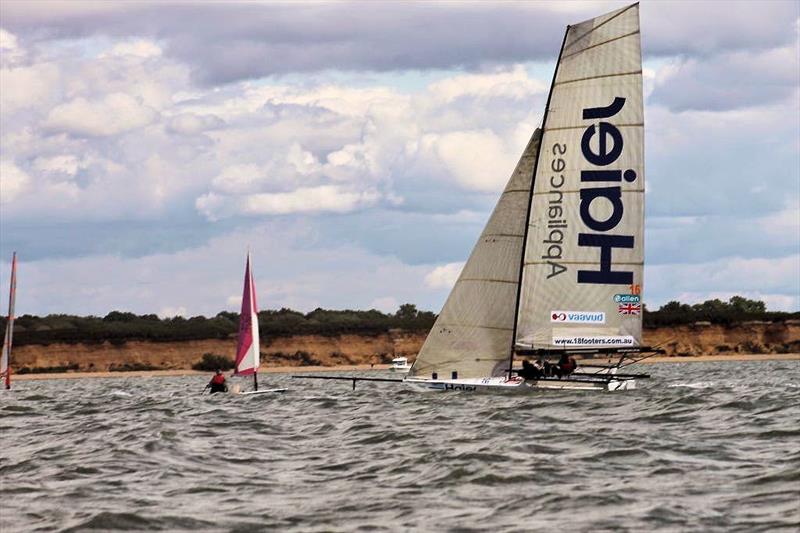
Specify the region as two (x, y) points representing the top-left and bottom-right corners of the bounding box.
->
(563, 2), (638, 52)
(508, 24), (571, 380)
(561, 31), (640, 61)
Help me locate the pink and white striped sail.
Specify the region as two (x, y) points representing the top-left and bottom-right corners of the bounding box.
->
(234, 252), (260, 376)
(1, 252), (17, 390)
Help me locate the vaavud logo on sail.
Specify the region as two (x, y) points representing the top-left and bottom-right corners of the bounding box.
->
(542, 97), (636, 285)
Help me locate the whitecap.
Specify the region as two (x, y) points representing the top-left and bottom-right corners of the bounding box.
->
(668, 382), (715, 389)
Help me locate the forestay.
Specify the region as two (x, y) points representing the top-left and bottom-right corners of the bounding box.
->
(234, 252), (260, 375)
(409, 129), (542, 379)
(515, 4), (644, 350)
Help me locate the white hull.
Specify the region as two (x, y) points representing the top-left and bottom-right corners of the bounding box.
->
(237, 388), (287, 395)
(403, 373), (633, 392)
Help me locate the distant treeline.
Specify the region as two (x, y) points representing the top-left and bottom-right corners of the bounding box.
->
(3, 297), (797, 347)
(6, 304), (436, 347)
(643, 296), (798, 327)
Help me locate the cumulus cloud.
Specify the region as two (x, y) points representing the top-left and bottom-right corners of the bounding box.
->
(420, 130), (519, 192)
(158, 306), (188, 318)
(44, 93), (158, 137)
(369, 296), (398, 313)
(3, 2), (796, 83)
(649, 43), (800, 111)
(2, 223), (440, 317)
(32, 154), (81, 176)
(425, 262), (465, 289)
(166, 112), (224, 135)
(0, 28), (25, 66)
(196, 185), (382, 220)
(647, 254), (800, 310)
(105, 39), (162, 58)
(0, 160), (32, 203)
(428, 65), (547, 103)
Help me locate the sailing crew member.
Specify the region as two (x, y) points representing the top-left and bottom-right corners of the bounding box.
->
(519, 359), (544, 379)
(558, 353), (577, 376)
(208, 369), (228, 394)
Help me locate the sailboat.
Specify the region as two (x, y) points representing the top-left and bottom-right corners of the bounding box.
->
(0, 252), (17, 390)
(295, 3), (658, 392)
(230, 251), (286, 395)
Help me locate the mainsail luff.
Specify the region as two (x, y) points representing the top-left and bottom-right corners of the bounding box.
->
(234, 252), (260, 378)
(1, 252), (17, 390)
(507, 27), (571, 378)
(515, 3), (645, 351)
(409, 129), (542, 380)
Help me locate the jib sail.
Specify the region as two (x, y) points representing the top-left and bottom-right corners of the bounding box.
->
(409, 129), (542, 379)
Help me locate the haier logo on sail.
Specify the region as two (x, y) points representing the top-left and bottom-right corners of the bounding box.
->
(577, 97), (636, 285)
(550, 311), (605, 324)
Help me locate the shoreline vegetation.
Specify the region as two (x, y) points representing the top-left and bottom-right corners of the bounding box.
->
(5, 297), (800, 376)
(6, 297), (797, 349)
(14, 354), (800, 381)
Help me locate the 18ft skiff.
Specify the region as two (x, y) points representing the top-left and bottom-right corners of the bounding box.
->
(297, 3), (659, 393)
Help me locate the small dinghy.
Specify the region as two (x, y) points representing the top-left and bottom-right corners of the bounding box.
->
(230, 251), (286, 395)
(389, 357), (412, 373)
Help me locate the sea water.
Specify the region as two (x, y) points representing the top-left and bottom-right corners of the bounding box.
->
(1, 360), (798, 532)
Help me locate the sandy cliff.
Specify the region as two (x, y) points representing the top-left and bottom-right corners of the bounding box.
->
(10, 322), (800, 373)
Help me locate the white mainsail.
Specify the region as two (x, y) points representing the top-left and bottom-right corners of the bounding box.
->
(409, 129), (542, 379)
(515, 3), (644, 350)
(1, 252), (17, 390)
(234, 252), (260, 377)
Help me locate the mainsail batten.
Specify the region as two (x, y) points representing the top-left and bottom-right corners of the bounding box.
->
(516, 3), (645, 351)
(409, 129), (542, 379)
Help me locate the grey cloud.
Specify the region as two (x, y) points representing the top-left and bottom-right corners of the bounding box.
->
(649, 46), (800, 111)
(3, 1), (797, 84)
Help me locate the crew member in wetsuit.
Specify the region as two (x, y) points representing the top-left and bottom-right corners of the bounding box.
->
(208, 369), (228, 394)
(519, 359), (544, 379)
(558, 353), (577, 377)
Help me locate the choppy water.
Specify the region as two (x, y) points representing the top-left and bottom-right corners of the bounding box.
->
(1, 360), (799, 532)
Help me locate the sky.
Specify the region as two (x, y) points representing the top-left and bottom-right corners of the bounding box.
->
(0, 0), (798, 318)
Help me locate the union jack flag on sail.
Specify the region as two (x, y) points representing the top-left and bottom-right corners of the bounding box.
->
(618, 303), (641, 315)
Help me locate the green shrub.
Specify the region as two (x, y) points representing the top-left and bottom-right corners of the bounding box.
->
(16, 363), (79, 374)
(192, 352), (234, 371)
(108, 362), (159, 372)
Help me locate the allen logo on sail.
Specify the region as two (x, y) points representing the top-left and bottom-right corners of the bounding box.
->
(577, 97), (636, 285)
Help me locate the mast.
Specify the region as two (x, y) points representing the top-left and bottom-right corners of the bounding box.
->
(507, 27), (571, 378)
(1, 252), (17, 390)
